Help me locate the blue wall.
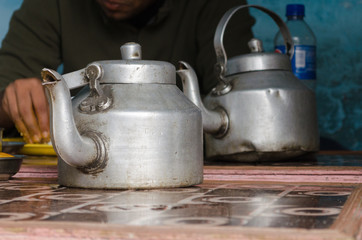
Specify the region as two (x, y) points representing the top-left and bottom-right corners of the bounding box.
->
(1, 0), (361, 150)
(248, 0), (362, 150)
(0, 1), (22, 47)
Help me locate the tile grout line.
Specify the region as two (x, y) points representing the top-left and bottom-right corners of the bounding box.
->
(242, 185), (300, 224)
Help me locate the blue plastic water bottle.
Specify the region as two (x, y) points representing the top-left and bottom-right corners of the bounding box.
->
(274, 4), (317, 91)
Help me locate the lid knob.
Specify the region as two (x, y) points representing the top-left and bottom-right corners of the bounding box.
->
(120, 42), (142, 60)
(248, 38), (264, 53)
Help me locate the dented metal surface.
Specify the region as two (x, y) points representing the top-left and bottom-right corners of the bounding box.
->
(41, 43), (203, 189)
(203, 71), (320, 161)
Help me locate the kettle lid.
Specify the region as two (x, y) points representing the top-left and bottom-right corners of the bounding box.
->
(92, 42), (176, 84)
(225, 38), (292, 76)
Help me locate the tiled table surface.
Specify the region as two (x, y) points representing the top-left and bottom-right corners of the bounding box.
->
(0, 152), (361, 240)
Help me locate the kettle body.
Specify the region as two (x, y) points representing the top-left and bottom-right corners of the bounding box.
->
(203, 68), (319, 161)
(42, 43), (203, 189)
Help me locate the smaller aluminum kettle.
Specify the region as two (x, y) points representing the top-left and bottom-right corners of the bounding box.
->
(178, 5), (319, 162)
(41, 43), (203, 189)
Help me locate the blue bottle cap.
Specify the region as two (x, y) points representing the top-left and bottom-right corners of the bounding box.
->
(286, 4), (305, 17)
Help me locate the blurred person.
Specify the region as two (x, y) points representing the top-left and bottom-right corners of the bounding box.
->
(0, 0), (255, 143)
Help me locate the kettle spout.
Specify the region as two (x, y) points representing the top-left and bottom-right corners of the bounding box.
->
(177, 61), (229, 137)
(42, 68), (107, 173)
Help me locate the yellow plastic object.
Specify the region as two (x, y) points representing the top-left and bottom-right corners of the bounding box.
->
(2, 138), (24, 142)
(20, 144), (56, 156)
(3, 138), (56, 156)
(0, 152), (14, 158)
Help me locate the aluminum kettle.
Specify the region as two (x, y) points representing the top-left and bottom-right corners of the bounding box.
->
(41, 43), (203, 189)
(178, 5), (319, 162)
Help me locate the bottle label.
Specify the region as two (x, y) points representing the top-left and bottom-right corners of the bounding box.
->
(275, 45), (316, 80)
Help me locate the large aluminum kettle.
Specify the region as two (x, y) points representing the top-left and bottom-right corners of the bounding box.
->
(177, 5), (319, 162)
(41, 43), (203, 189)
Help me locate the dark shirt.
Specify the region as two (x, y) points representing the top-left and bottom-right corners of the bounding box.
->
(0, 0), (255, 94)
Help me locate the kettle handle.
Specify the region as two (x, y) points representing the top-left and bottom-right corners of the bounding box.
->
(214, 5), (294, 80)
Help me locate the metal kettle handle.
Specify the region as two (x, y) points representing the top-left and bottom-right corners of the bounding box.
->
(214, 5), (294, 80)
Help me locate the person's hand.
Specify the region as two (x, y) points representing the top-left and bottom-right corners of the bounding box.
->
(1, 78), (50, 143)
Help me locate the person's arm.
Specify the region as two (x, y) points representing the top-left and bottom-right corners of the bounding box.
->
(0, 0), (61, 143)
(196, 0), (255, 94)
